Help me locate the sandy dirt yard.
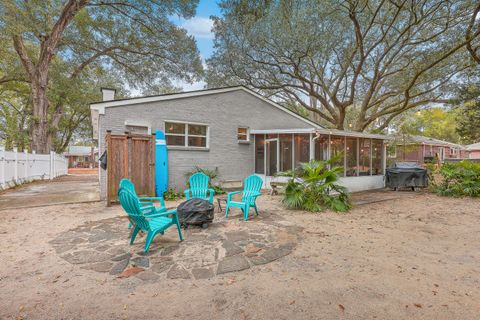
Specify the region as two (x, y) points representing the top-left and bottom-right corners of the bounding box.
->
(0, 186), (479, 319)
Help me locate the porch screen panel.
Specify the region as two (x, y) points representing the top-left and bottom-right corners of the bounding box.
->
(294, 134), (310, 168)
(359, 138), (371, 176)
(279, 134), (293, 172)
(255, 135), (265, 174)
(372, 140), (383, 175)
(329, 135), (345, 171)
(345, 137), (358, 176)
(314, 135), (329, 161)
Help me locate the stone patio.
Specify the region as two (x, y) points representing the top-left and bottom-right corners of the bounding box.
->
(49, 209), (301, 280)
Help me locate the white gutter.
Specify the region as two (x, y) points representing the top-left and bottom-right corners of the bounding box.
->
(250, 128), (391, 140)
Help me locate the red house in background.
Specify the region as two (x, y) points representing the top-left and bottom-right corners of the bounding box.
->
(389, 135), (467, 164)
(63, 146), (98, 168)
(466, 142), (480, 159)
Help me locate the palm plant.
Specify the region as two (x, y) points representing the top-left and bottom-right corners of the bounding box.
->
(279, 157), (351, 212)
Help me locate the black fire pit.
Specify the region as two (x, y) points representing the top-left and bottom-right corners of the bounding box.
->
(386, 162), (428, 191)
(177, 198), (214, 229)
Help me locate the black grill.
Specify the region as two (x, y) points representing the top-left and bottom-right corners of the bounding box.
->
(177, 198), (214, 228)
(386, 162), (428, 190)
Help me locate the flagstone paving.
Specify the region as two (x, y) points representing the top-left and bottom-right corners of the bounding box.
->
(49, 210), (301, 280)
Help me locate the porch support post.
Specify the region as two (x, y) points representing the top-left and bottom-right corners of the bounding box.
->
(343, 136), (347, 177)
(369, 139), (372, 176)
(383, 141), (387, 175)
(309, 133), (314, 161)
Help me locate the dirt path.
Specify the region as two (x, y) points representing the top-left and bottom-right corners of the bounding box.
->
(0, 174), (99, 210)
(0, 191), (479, 319)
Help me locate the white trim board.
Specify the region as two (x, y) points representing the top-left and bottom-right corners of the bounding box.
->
(250, 128), (392, 140)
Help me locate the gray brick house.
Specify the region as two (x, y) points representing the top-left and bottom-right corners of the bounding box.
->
(91, 86), (390, 200)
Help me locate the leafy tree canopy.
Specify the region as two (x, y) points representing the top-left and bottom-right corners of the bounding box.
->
(0, 0), (204, 153)
(390, 107), (460, 143)
(207, 0), (479, 132)
(454, 73), (480, 144)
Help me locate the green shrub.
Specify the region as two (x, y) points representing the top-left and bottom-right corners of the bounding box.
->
(184, 166), (225, 194)
(163, 188), (184, 201)
(279, 158), (351, 212)
(433, 161), (480, 197)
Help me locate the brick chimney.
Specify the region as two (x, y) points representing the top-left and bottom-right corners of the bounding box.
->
(101, 88), (116, 101)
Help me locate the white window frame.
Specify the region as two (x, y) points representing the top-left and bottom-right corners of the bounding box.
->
(164, 120), (209, 149)
(124, 120), (151, 134)
(237, 127), (250, 143)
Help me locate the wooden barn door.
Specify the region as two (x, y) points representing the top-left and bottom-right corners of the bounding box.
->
(106, 132), (155, 206)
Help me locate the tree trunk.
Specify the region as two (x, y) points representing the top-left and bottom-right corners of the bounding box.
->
(30, 74), (50, 154)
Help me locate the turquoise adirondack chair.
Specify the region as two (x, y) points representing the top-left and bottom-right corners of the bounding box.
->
(225, 175), (263, 221)
(118, 188), (183, 253)
(184, 172), (215, 203)
(119, 178), (167, 229)
(119, 178), (166, 209)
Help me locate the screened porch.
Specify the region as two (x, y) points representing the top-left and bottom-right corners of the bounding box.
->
(252, 129), (388, 188)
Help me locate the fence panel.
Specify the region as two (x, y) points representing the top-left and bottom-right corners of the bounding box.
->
(0, 148), (68, 190)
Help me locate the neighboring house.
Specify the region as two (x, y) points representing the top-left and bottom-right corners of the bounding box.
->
(466, 142), (480, 159)
(388, 135), (467, 164)
(90, 86), (391, 201)
(64, 146), (98, 168)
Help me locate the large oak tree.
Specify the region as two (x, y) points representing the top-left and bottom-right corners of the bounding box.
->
(207, 0), (479, 131)
(0, 0), (203, 153)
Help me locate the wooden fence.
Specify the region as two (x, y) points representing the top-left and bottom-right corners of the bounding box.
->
(106, 132), (155, 206)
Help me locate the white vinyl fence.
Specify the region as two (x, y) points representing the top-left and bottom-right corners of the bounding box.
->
(0, 147), (68, 190)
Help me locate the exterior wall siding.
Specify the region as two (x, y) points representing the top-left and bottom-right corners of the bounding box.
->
(469, 150), (480, 159)
(392, 143), (466, 165)
(97, 90), (313, 199)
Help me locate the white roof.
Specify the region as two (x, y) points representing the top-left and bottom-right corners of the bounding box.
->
(64, 146), (97, 156)
(393, 135), (465, 148)
(466, 142), (480, 151)
(90, 86), (322, 139)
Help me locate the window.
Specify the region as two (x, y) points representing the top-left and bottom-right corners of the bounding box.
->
(125, 121), (151, 134)
(372, 140), (383, 175)
(314, 134), (329, 161)
(279, 134), (292, 172)
(165, 121), (208, 148)
(294, 134), (310, 168)
(359, 138), (371, 176)
(345, 137), (358, 177)
(330, 135), (345, 171)
(255, 134), (265, 174)
(237, 127), (250, 142)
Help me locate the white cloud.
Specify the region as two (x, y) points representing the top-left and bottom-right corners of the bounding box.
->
(181, 17), (214, 39)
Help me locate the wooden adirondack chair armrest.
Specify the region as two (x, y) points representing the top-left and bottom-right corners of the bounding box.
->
(184, 189), (191, 199)
(227, 191), (242, 201)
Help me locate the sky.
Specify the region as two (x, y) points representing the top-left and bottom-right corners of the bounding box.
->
(171, 0), (222, 91)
